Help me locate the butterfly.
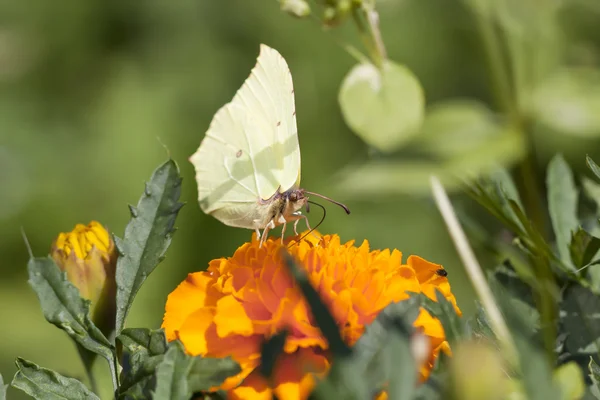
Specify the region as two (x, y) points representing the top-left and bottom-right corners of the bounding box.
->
(190, 44), (350, 247)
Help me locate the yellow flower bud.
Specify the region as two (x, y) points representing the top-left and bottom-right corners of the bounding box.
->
(51, 221), (117, 336)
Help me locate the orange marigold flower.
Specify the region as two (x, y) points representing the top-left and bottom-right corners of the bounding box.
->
(162, 232), (461, 400)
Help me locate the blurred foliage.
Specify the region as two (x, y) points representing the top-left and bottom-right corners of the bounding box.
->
(2, 0), (600, 398)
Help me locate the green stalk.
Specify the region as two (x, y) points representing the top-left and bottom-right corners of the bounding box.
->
(474, 12), (547, 238)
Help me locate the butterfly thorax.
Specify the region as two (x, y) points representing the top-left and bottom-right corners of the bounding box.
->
(256, 187), (307, 229)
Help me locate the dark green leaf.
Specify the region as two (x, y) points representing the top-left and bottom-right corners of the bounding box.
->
(547, 154), (579, 270)
(259, 330), (288, 379)
(413, 290), (463, 346)
(152, 341), (241, 399)
(117, 328), (168, 399)
(186, 356), (241, 394)
(280, 249), (351, 357)
(351, 297), (421, 395)
(11, 358), (100, 400)
(570, 228), (600, 269)
(588, 156), (600, 182)
(153, 342), (193, 400)
(488, 264), (540, 336)
(0, 373), (7, 400)
(560, 285), (600, 357)
(27, 257), (113, 361)
(383, 323), (418, 400)
(115, 159), (184, 334)
(466, 302), (497, 343)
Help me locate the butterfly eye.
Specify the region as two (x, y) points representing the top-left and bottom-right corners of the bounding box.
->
(290, 192), (298, 202)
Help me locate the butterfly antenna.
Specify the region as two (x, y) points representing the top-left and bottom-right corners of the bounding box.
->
(288, 200), (327, 248)
(304, 191), (351, 215)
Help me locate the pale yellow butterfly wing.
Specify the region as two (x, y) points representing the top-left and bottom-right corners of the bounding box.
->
(190, 44), (301, 229)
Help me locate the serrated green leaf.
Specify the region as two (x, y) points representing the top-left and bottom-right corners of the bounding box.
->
(186, 355), (241, 393)
(280, 250), (351, 357)
(547, 154), (579, 270)
(27, 257), (113, 361)
(553, 362), (585, 400)
(153, 342), (240, 399)
(350, 297), (421, 394)
(153, 342), (193, 400)
(338, 60), (424, 153)
(11, 358), (100, 400)
(117, 328), (168, 399)
(0, 373), (7, 400)
(588, 156), (600, 182)
(115, 159), (184, 334)
(589, 358), (600, 399)
(561, 285), (600, 357)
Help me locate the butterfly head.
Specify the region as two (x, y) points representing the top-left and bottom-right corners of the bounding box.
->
(284, 188), (308, 214)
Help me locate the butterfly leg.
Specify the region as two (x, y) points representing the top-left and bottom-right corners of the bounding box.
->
(259, 219), (276, 248)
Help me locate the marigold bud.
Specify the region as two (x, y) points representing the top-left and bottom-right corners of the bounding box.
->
(51, 221), (117, 336)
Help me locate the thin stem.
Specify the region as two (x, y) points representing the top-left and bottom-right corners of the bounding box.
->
(473, 10), (547, 237)
(364, 7), (387, 63)
(352, 6), (381, 67)
(107, 353), (120, 395)
(430, 176), (518, 365)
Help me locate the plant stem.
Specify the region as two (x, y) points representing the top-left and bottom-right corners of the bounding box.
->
(473, 10), (547, 238)
(351, 4), (386, 68)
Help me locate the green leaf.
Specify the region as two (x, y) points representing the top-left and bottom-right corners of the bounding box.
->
(280, 249), (351, 357)
(547, 154), (579, 270)
(533, 68), (600, 137)
(588, 156), (600, 181)
(570, 228), (600, 269)
(413, 290), (463, 346)
(582, 177), (600, 212)
(560, 285), (600, 357)
(466, 302), (497, 344)
(11, 358), (100, 400)
(488, 264), (540, 336)
(589, 358), (600, 399)
(186, 355), (241, 394)
(117, 328), (168, 399)
(153, 342), (240, 399)
(338, 60), (424, 153)
(153, 342), (193, 400)
(0, 373), (7, 400)
(415, 100), (526, 168)
(351, 297), (421, 395)
(27, 257), (113, 361)
(115, 159), (184, 334)
(553, 362), (585, 400)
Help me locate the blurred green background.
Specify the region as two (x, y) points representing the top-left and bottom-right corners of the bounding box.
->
(1, 0), (600, 398)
